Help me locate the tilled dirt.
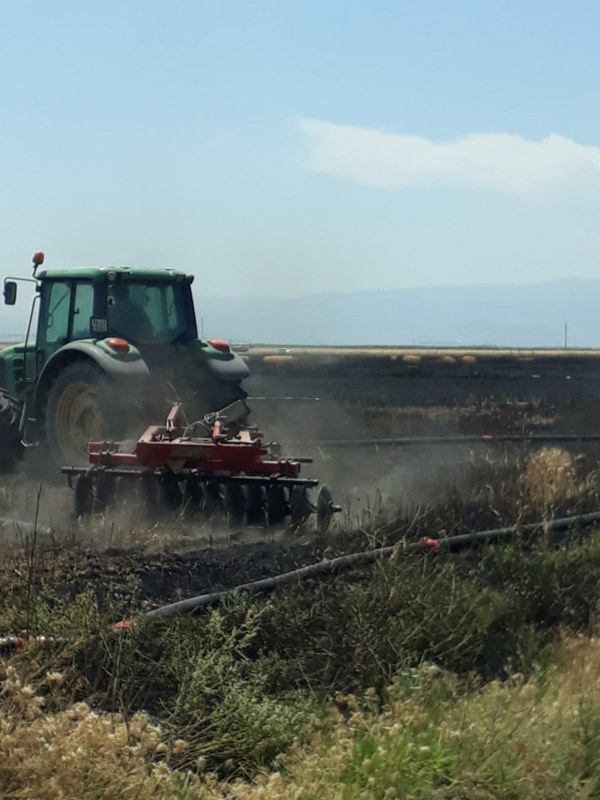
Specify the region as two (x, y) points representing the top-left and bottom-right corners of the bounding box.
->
(0, 537), (329, 612)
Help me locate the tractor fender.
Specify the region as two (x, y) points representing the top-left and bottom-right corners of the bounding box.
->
(204, 352), (250, 382)
(35, 341), (150, 415)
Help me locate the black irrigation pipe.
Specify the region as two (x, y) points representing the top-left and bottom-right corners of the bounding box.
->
(145, 510), (600, 620)
(293, 433), (600, 448)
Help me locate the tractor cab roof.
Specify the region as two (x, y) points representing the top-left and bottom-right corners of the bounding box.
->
(36, 266), (192, 282)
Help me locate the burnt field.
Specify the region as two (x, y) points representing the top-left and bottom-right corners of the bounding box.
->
(245, 345), (600, 405)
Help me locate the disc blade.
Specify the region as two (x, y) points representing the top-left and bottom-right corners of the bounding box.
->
(267, 484), (287, 527)
(94, 474), (116, 512)
(203, 481), (223, 518)
(316, 484), (334, 534)
(224, 483), (245, 527)
(290, 485), (312, 528)
(182, 479), (204, 519)
(157, 477), (183, 514)
(139, 477), (160, 515)
(114, 476), (138, 513)
(245, 484), (267, 526)
(74, 475), (94, 518)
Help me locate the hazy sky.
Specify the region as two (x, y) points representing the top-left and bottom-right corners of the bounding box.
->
(1, 0), (598, 300)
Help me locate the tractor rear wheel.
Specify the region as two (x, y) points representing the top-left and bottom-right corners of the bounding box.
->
(45, 360), (134, 467)
(0, 391), (23, 474)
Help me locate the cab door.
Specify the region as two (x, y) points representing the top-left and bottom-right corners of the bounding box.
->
(35, 280), (72, 375)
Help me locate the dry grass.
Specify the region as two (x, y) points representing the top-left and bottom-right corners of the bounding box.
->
(521, 447), (581, 512)
(0, 665), (193, 799)
(4, 636), (600, 799)
(193, 636), (600, 799)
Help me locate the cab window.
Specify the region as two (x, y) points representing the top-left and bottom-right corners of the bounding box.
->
(71, 282), (94, 340)
(106, 281), (190, 343)
(41, 281), (71, 345)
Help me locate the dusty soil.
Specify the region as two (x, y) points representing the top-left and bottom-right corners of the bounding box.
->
(0, 537), (326, 611)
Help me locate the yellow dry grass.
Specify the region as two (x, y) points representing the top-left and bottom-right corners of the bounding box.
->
(196, 636), (600, 800)
(0, 666), (192, 799)
(521, 447), (581, 512)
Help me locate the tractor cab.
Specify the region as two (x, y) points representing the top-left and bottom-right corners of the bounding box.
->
(3, 257), (197, 360)
(33, 266), (198, 361)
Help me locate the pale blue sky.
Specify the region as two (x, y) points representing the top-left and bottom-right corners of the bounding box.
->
(1, 0), (598, 299)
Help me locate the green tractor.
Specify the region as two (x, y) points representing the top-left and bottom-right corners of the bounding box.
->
(0, 252), (250, 472)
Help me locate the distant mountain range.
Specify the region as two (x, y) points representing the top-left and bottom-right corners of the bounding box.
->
(3, 278), (600, 348)
(199, 278), (600, 348)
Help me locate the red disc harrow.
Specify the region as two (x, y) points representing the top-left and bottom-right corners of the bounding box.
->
(62, 400), (341, 532)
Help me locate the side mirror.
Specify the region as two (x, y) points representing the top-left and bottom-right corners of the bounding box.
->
(3, 280), (17, 306)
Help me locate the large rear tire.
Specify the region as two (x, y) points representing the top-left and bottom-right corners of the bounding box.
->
(0, 391), (23, 474)
(45, 360), (143, 467)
